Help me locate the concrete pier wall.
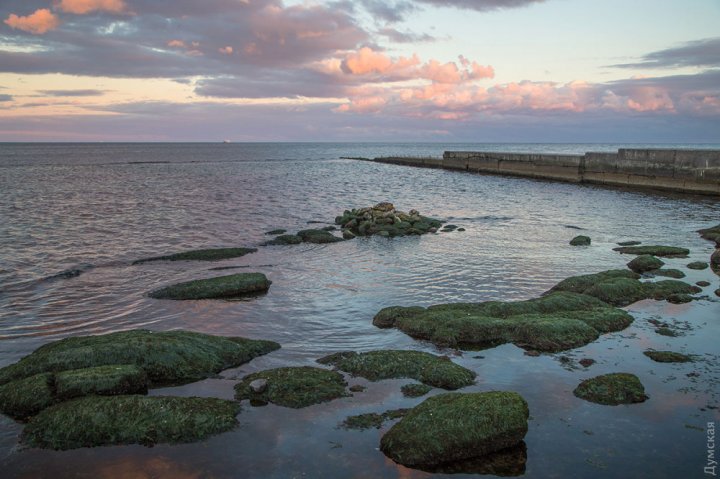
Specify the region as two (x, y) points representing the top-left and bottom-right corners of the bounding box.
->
(371, 149), (720, 196)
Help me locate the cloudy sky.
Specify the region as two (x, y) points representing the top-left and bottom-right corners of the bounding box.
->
(1, 0), (719, 142)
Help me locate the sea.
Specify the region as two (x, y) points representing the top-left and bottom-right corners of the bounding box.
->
(1, 142), (719, 478)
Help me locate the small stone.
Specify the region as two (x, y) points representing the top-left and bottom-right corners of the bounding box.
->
(579, 358), (596, 368)
(457, 228), (466, 232)
(349, 385), (366, 392)
(570, 235), (591, 246)
(687, 262), (709, 270)
(696, 281), (711, 287)
(249, 378), (268, 393)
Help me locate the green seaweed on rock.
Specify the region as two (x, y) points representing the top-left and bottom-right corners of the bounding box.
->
(612, 245), (690, 258)
(643, 351), (693, 363)
(573, 373), (648, 405)
(149, 272), (271, 300)
(133, 248), (257, 264)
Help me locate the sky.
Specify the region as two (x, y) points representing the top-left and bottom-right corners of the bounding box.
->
(0, 0), (719, 142)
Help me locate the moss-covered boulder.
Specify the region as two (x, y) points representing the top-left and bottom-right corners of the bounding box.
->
(22, 395), (240, 450)
(617, 241), (642, 246)
(341, 409), (409, 430)
(570, 235), (591, 246)
(687, 261), (709, 270)
(712, 249), (720, 270)
(0, 330), (280, 388)
(234, 367), (348, 408)
(651, 269), (686, 279)
(401, 383), (433, 398)
(612, 245), (690, 258)
(133, 248), (257, 264)
(627, 255), (664, 273)
(0, 373), (55, 420)
(573, 373), (648, 405)
(373, 292), (634, 352)
(380, 392), (529, 468)
(643, 350), (692, 363)
(264, 234), (303, 246)
(264, 229), (287, 235)
(548, 269), (700, 306)
(317, 351), (475, 390)
(149, 273), (271, 300)
(55, 365), (148, 400)
(335, 203), (442, 238)
(296, 229), (344, 244)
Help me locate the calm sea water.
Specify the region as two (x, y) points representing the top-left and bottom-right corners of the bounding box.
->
(1, 142), (719, 478)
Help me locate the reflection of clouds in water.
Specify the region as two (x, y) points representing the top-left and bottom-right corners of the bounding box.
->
(97, 456), (205, 479)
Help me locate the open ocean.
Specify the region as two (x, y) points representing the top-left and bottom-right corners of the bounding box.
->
(1, 142), (719, 478)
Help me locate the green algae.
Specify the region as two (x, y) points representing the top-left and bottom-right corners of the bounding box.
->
(380, 392), (529, 468)
(549, 270), (701, 307)
(651, 269), (686, 279)
(149, 272), (271, 300)
(401, 383), (433, 398)
(317, 350), (475, 390)
(264, 234), (303, 245)
(55, 365), (148, 400)
(698, 224), (720, 243)
(656, 327), (679, 337)
(373, 292), (633, 352)
(0, 373), (55, 420)
(643, 351), (693, 363)
(22, 395), (240, 450)
(627, 255), (664, 273)
(341, 408), (410, 430)
(234, 366), (349, 408)
(0, 330), (280, 388)
(133, 248), (257, 264)
(296, 229), (345, 244)
(687, 261), (709, 270)
(570, 235), (591, 246)
(612, 245), (690, 258)
(264, 229), (287, 235)
(573, 373), (648, 405)
(617, 241), (642, 246)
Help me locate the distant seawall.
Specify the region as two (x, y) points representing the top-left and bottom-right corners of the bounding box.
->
(370, 149), (720, 196)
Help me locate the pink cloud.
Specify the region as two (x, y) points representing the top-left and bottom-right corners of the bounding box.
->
(167, 40), (186, 48)
(341, 47), (420, 75)
(4, 9), (60, 35)
(219, 46), (234, 55)
(55, 0), (128, 15)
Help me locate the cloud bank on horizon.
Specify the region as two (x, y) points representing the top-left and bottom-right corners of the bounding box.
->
(0, 0), (718, 141)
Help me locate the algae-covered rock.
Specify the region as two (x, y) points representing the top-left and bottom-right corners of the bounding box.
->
(149, 272), (271, 300)
(317, 350), (475, 390)
(655, 327), (679, 337)
(570, 235), (591, 246)
(712, 249), (720, 269)
(643, 351), (692, 363)
(341, 408), (409, 430)
(133, 248), (257, 264)
(380, 392), (529, 468)
(0, 330), (280, 388)
(617, 241), (642, 246)
(264, 234), (303, 246)
(264, 229), (287, 235)
(234, 366), (348, 408)
(23, 395), (240, 450)
(401, 383), (433, 398)
(651, 269), (686, 279)
(697, 281), (711, 287)
(55, 365), (148, 400)
(613, 245), (690, 258)
(373, 292), (633, 352)
(573, 373), (648, 405)
(0, 373), (55, 420)
(296, 229), (344, 244)
(687, 261), (709, 270)
(548, 269), (700, 307)
(335, 203), (442, 238)
(698, 224), (720, 243)
(627, 255), (664, 274)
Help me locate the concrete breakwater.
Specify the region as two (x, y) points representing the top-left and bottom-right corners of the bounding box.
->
(371, 149), (720, 195)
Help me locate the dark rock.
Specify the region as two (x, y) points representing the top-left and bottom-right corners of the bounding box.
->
(570, 235), (591, 246)
(643, 351), (692, 363)
(687, 261), (709, 270)
(696, 281), (711, 287)
(579, 358), (596, 368)
(349, 385), (366, 393)
(264, 234), (303, 246)
(612, 245), (690, 258)
(627, 255), (664, 273)
(134, 248), (257, 264)
(617, 241), (642, 246)
(296, 229), (344, 244)
(149, 273), (271, 300)
(264, 229), (287, 235)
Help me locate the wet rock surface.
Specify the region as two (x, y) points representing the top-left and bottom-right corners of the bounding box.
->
(149, 272), (271, 300)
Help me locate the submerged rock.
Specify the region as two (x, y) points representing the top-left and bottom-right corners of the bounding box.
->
(548, 269), (701, 307)
(373, 292), (634, 352)
(264, 229), (287, 235)
(380, 392), (529, 468)
(617, 241), (642, 246)
(264, 234), (303, 246)
(696, 281), (711, 287)
(234, 366), (348, 408)
(627, 255), (664, 273)
(341, 408), (409, 430)
(334, 202), (442, 238)
(0, 330), (280, 390)
(650, 269), (686, 279)
(573, 373), (648, 405)
(296, 229), (344, 244)
(401, 383), (433, 398)
(317, 350), (475, 390)
(643, 351), (693, 363)
(612, 245), (690, 258)
(22, 395), (240, 450)
(133, 248), (257, 264)
(149, 272), (271, 300)
(569, 235), (591, 246)
(698, 224), (720, 243)
(687, 261), (709, 270)
(656, 327), (679, 337)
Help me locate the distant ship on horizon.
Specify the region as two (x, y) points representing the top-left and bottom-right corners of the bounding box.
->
(223, 139), (231, 143)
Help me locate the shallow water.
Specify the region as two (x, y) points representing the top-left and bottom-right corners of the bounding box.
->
(1, 143), (719, 478)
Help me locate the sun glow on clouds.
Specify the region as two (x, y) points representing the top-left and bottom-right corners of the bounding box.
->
(4, 9), (60, 35)
(55, 0), (128, 15)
